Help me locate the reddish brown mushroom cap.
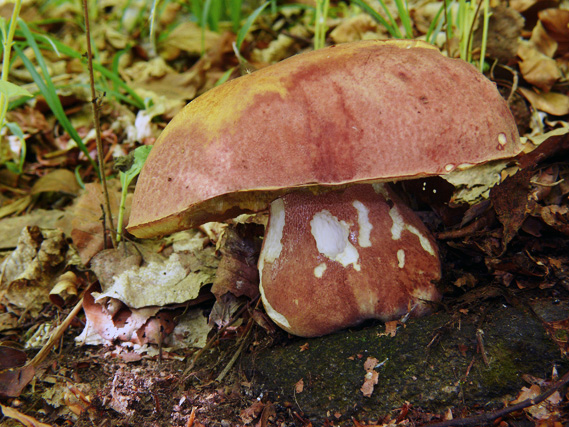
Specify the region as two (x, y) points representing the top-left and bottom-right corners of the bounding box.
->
(127, 39), (521, 239)
(259, 184), (441, 337)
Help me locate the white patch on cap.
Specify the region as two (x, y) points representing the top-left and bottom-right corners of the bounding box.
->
(498, 133), (507, 146)
(397, 249), (405, 268)
(314, 263), (327, 278)
(444, 163), (455, 172)
(352, 200), (372, 247)
(310, 210), (360, 271)
(389, 206), (436, 256)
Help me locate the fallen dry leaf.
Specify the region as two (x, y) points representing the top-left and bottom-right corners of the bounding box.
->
(211, 224), (262, 300)
(329, 14), (382, 44)
(0, 346), (34, 398)
(66, 181), (124, 265)
(361, 357), (379, 397)
(519, 87), (569, 116)
(490, 168), (534, 247)
(90, 234), (218, 308)
(295, 378), (304, 393)
(539, 8), (569, 54)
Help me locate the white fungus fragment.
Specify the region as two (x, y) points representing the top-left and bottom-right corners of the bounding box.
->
(352, 200), (373, 247)
(388, 206), (436, 256)
(258, 198), (291, 329)
(314, 263), (327, 278)
(310, 210), (360, 271)
(397, 249), (406, 268)
(498, 133), (507, 146)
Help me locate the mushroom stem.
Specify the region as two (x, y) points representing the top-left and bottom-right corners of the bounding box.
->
(258, 184), (442, 337)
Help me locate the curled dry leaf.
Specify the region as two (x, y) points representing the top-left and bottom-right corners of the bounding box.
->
(80, 283), (175, 346)
(473, 6), (524, 63)
(49, 271), (79, 308)
(1, 226), (69, 316)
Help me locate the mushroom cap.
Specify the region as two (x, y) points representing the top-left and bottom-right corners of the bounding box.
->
(127, 39), (521, 239)
(258, 184), (441, 337)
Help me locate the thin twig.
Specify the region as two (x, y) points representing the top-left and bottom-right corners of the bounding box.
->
(215, 320), (253, 382)
(426, 369), (569, 427)
(182, 296), (259, 378)
(82, 0), (115, 247)
(29, 297), (84, 367)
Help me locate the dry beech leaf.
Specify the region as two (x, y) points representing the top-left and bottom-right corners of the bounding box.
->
(517, 40), (561, 92)
(539, 8), (569, 55)
(530, 21), (558, 57)
(30, 169), (80, 196)
(490, 168), (534, 247)
(330, 14), (382, 44)
(90, 234), (218, 309)
(519, 87), (569, 116)
(159, 21), (220, 58)
(0, 209), (64, 250)
(473, 6), (524, 63)
(361, 357), (379, 398)
(66, 181), (123, 265)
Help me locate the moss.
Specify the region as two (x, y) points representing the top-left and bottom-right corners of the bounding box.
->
(244, 302), (568, 423)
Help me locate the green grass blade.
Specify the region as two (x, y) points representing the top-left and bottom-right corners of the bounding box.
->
(13, 44), (98, 173)
(351, 0), (400, 38)
(426, 2), (445, 43)
(31, 34), (145, 109)
(393, 0), (413, 38)
(236, 1), (269, 51)
(228, 0), (243, 32)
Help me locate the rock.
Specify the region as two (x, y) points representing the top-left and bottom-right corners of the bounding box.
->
(244, 299), (568, 422)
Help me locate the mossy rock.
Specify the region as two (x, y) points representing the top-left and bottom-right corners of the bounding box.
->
(244, 299), (568, 422)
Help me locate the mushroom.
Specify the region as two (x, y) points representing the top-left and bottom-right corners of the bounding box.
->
(127, 40), (522, 337)
(258, 184), (441, 337)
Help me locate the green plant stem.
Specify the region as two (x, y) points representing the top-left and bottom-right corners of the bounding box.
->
(314, 0), (330, 50)
(479, 0), (489, 72)
(117, 174), (128, 243)
(0, 0), (23, 155)
(83, 0), (115, 246)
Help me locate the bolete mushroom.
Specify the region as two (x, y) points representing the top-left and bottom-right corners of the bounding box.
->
(127, 40), (522, 337)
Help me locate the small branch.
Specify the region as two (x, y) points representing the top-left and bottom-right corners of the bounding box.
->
(426, 369), (569, 427)
(29, 297), (84, 367)
(82, 0), (115, 247)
